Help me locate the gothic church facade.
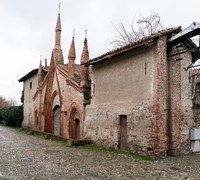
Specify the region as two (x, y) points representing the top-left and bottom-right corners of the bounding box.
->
(19, 13), (90, 140)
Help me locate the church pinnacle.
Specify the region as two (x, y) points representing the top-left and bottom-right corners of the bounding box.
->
(38, 60), (43, 87)
(81, 30), (89, 64)
(68, 29), (76, 78)
(80, 30), (90, 87)
(68, 29), (76, 59)
(55, 13), (61, 49)
(53, 3), (64, 65)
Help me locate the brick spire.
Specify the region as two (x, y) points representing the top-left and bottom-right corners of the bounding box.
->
(55, 13), (61, 49)
(80, 30), (89, 87)
(38, 60), (43, 87)
(53, 10), (64, 65)
(68, 30), (76, 78)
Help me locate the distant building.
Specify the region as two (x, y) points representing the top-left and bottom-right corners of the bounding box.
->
(19, 13), (200, 156)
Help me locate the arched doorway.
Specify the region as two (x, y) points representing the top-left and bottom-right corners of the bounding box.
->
(53, 105), (60, 136)
(69, 108), (80, 140)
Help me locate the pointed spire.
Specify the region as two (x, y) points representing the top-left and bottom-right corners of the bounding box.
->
(38, 60), (43, 87)
(58, 2), (61, 14)
(68, 30), (76, 78)
(81, 30), (89, 63)
(80, 30), (90, 87)
(68, 29), (76, 59)
(56, 3), (61, 31)
(45, 59), (47, 68)
(53, 5), (64, 65)
(55, 5), (61, 49)
(55, 14), (61, 31)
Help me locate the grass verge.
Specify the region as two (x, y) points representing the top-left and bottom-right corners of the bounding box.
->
(15, 127), (154, 161)
(80, 144), (154, 161)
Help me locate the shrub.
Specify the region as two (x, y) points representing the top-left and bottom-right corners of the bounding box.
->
(0, 105), (23, 127)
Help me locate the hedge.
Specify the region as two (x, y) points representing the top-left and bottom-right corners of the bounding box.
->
(0, 105), (23, 127)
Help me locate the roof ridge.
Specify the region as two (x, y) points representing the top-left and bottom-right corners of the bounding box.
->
(85, 26), (181, 65)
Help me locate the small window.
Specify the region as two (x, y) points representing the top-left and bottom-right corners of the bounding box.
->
(193, 82), (200, 107)
(36, 116), (39, 125)
(30, 82), (32, 89)
(196, 82), (200, 93)
(35, 110), (38, 126)
(91, 83), (95, 96)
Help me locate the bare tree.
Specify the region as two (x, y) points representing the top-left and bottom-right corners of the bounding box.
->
(0, 96), (18, 108)
(8, 98), (18, 106)
(109, 11), (163, 48)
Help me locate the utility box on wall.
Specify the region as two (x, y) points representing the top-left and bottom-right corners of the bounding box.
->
(190, 128), (200, 152)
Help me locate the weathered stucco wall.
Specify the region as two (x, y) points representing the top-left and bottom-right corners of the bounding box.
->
(179, 52), (194, 153)
(167, 49), (196, 155)
(85, 36), (196, 156)
(92, 46), (154, 104)
(85, 45), (155, 155)
(192, 69), (200, 127)
(22, 75), (38, 128)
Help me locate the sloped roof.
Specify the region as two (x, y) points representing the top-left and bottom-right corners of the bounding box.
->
(19, 63), (81, 83)
(18, 67), (48, 82)
(64, 64), (81, 74)
(84, 27), (181, 66)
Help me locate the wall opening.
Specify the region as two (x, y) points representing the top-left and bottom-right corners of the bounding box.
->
(193, 82), (200, 107)
(69, 108), (80, 140)
(30, 82), (32, 89)
(53, 105), (60, 136)
(35, 110), (38, 126)
(75, 118), (80, 140)
(119, 115), (127, 150)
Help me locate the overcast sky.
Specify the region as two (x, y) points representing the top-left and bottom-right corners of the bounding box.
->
(0, 0), (200, 104)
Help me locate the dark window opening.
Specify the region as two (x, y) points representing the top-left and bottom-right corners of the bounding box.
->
(36, 116), (38, 125)
(193, 82), (200, 107)
(145, 62), (147, 75)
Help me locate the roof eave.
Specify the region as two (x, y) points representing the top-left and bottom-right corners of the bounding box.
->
(18, 68), (49, 82)
(84, 27), (181, 66)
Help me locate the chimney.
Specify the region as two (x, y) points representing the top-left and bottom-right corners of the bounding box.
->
(45, 59), (47, 68)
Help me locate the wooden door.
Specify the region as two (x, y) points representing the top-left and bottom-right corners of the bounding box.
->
(53, 106), (60, 136)
(119, 115), (127, 150)
(75, 119), (80, 140)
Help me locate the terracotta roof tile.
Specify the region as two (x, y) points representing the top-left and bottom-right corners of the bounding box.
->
(84, 27), (181, 66)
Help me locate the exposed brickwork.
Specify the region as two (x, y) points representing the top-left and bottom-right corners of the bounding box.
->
(167, 47), (181, 155)
(43, 57), (55, 133)
(55, 13), (61, 50)
(68, 37), (76, 78)
(80, 38), (89, 88)
(151, 35), (169, 156)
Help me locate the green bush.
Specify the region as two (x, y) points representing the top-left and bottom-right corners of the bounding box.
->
(0, 105), (23, 127)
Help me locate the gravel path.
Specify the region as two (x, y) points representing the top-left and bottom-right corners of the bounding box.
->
(0, 125), (200, 179)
